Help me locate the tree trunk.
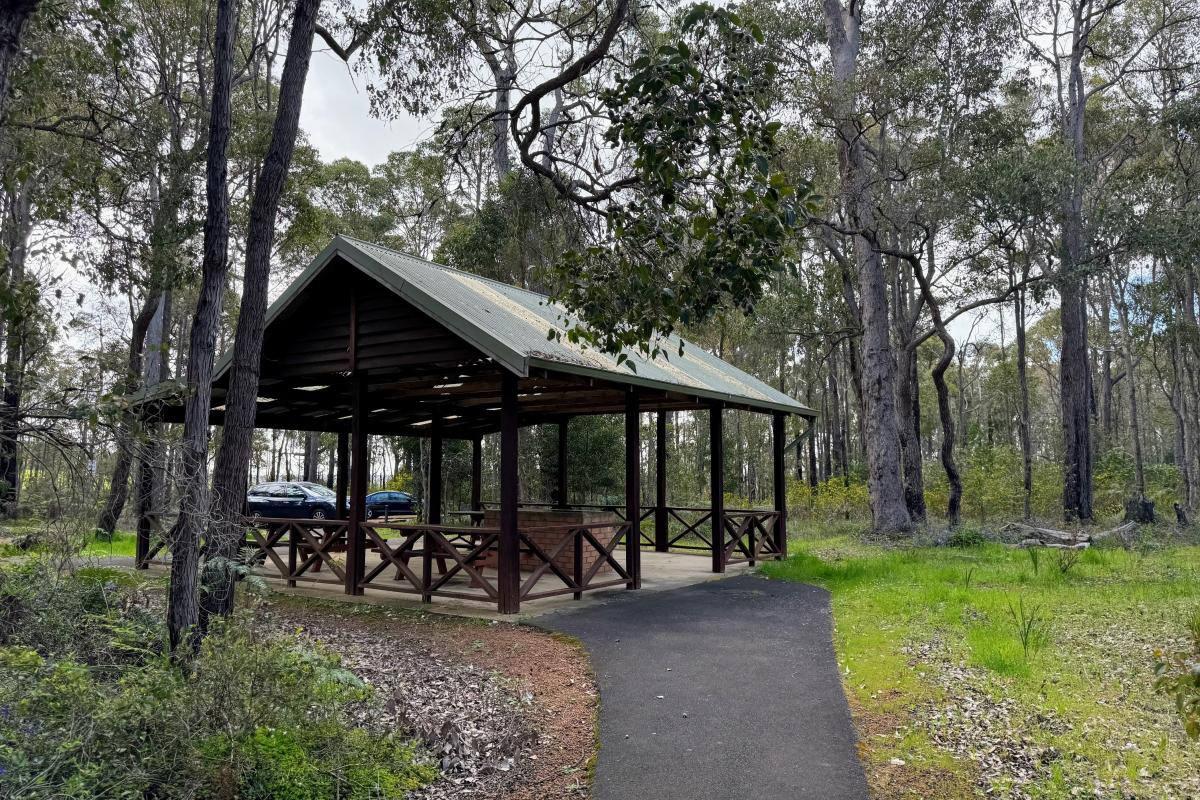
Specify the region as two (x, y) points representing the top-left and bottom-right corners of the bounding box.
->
(1015, 284), (1033, 520)
(828, 356), (846, 482)
(913, 265), (962, 526)
(205, 0), (321, 621)
(897, 341), (926, 521)
(1058, 21), (1094, 523)
(1113, 280), (1147, 500)
(822, 0), (911, 534)
(302, 431), (320, 481)
(0, 0), (37, 128)
(97, 294), (160, 535)
(168, 0), (236, 655)
(0, 177), (33, 513)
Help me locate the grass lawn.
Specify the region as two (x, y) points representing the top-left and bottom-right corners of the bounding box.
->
(762, 524), (1200, 799)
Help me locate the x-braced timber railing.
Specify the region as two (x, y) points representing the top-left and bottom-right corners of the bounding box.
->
(474, 501), (656, 547)
(358, 522), (499, 603)
(241, 517), (349, 588)
(518, 521), (634, 601)
(721, 509), (783, 566)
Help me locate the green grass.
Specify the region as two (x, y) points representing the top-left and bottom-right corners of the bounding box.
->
(761, 528), (1200, 798)
(81, 530), (139, 558)
(0, 525), (139, 560)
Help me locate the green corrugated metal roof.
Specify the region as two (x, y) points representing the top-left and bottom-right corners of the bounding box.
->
(216, 235), (814, 417)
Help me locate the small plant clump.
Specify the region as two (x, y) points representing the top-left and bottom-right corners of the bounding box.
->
(1007, 597), (1051, 661)
(1055, 547), (1081, 575)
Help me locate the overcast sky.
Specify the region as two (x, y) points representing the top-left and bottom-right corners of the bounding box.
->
(299, 47), (431, 167)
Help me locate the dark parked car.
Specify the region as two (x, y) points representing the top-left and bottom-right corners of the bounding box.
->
(246, 481), (339, 519)
(350, 490), (417, 519)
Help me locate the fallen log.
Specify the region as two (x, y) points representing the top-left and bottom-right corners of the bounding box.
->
(1003, 522), (1086, 544)
(1087, 521), (1137, 541)
(1017, 538), (1088, 550)
(1007, 520), (1137, 549)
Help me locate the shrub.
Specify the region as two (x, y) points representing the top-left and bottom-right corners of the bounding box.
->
(1154, 608), (1200, 739)
(944, 527), (986, 547)
(0, 560), (162, 669)
(0, 563), (435, 799)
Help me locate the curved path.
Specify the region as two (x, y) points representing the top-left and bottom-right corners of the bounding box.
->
(537, 574), (869, 800)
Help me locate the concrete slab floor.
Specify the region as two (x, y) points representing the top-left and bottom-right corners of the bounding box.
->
(128, 550), (754, 622)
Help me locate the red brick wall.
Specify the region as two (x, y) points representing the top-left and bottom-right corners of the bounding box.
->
(482, 508), (621, 577)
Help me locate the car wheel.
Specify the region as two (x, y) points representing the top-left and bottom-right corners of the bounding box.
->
(311, 508), (328, 520)
(365, 507), (377, 519)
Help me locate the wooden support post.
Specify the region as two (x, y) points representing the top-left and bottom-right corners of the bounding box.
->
(625, 389), (641, 589)
(428, 416), (443, 526)
(773, 411), (788, 558)
(710, 403), (725, 573)
(470, 435), (482, 512)
(134, 421), (155, 568)
(335, 430), (349, 519)
(556, 418), (569, 508)
(498, 373), (520, 614)
(572, 528), (583, 600)
(655, 410), (668, 552)
(345, 373), (368, 595)
(287, 525), (298, 588)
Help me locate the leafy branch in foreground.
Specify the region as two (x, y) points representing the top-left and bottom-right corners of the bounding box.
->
(549, 4), (815, 361)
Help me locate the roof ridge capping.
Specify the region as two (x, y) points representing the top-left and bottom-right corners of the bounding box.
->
(336, 233), (554, 302)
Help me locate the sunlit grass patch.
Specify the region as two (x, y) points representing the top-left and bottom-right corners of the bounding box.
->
(762, 528), (1200, 798)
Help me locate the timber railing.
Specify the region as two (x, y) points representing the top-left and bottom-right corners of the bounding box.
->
(135, 511), (176, 568)
(471, 501), (655, 548)
(721, 509), (783, 566)
(472, 501), (783, 564)
(146, 505), (784, 587)
(517, 520), (634, 601)
(357, 522), (499, 603)
(241, 517), (349, 589)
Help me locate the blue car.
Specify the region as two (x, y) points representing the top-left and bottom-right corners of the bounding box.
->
(351, 490), (417, 519)
(246, 481), (339, 519)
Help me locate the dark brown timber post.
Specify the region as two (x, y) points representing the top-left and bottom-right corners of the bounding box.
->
(134, 424), (154, 568)
(556, 418), (569, 508)
(345, 374), (368, 595)
(428, 416), (443, 525)
(655, 410), (668, 552)
(773, 411), (788, 558)
(498, 373), (520, 614)
(335, 430), (349, 518)
(625, 389), (641, 589)
(470, 435), (482, 513)
(423, 415), (443, 604)
(710, 403), (725, 573)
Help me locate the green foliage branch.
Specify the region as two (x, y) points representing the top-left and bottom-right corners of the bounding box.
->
(549, 4), (815, 362)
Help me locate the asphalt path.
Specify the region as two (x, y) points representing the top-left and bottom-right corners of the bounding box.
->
(537, 574), (870, 800)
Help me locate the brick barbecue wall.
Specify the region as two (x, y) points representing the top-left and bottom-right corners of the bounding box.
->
(481, 508), (620, 576)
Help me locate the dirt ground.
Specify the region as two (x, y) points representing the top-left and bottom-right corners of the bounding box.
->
(270, 596), (598, 800)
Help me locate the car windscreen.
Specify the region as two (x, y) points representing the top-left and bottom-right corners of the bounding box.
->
(298, 482), (335, 498)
